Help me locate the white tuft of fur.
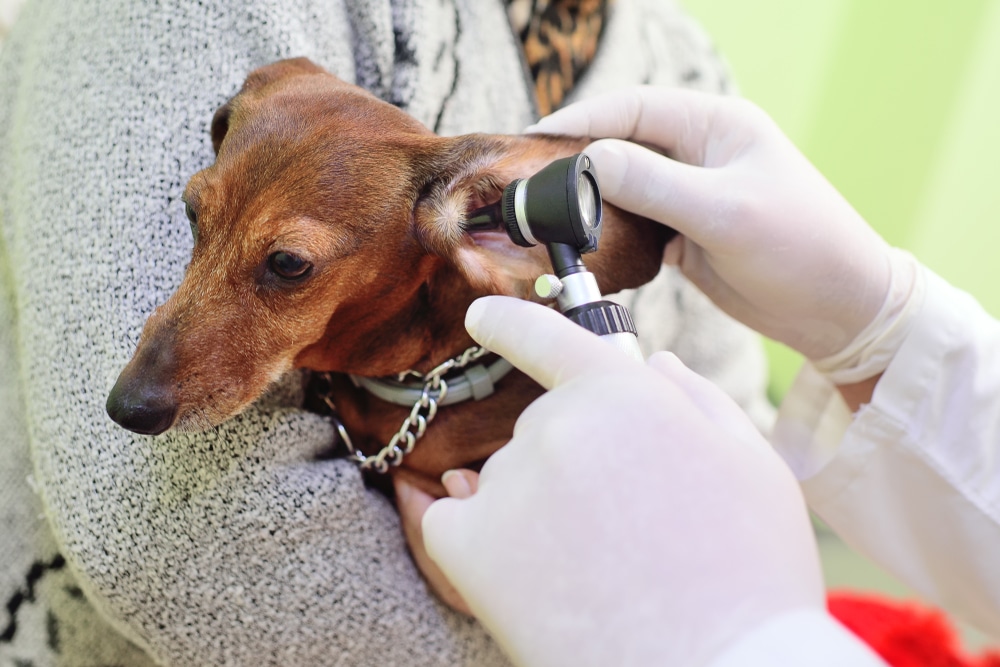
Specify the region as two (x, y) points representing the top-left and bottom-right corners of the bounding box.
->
(419, 146), (507, 254)
(425, 188), (470, 250)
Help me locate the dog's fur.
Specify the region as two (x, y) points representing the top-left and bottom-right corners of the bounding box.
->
(106, 57), (674, 497)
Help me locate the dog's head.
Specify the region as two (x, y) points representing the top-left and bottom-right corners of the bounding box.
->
(106, 58), (671, 435)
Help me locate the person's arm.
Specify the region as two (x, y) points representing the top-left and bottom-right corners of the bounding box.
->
(529, 86), (1000, 638)
(774, 267), (1000, 637)
(421, 296), (888, 667)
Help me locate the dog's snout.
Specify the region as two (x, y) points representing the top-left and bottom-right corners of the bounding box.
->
(106, 380), (177, 435)
(106, 336), (179, 435)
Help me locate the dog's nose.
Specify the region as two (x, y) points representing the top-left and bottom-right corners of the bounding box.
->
(107, 334), (180, 435)
(106, 376), (178, 435)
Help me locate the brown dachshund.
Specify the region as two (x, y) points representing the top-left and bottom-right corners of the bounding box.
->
(106, 57), (673, 501)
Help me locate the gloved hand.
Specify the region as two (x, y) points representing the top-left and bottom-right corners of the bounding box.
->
(422, 296), (826, 667)
(528, 87), (922, 382)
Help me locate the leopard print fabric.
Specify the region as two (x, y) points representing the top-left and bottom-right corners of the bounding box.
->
(506, 0), (612, 116)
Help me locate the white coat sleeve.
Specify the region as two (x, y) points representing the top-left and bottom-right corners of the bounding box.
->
(771, 266), (1000, 637)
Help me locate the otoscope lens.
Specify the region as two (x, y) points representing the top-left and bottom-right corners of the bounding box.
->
(578, 172), (598, 230)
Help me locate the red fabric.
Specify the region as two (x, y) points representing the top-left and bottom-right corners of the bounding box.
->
(827, 591), (1000, 667)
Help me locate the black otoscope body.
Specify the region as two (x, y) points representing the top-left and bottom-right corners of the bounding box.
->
(464, 153), (644, 360)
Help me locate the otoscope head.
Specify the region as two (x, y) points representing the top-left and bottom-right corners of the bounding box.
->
(463, 153), (603, 254)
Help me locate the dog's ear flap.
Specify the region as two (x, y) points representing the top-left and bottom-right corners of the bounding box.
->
(413, 143), (553, 299)
(240, 57), (330, 93)
(211, 58), (331, 155)
(422, 215), (552, 299)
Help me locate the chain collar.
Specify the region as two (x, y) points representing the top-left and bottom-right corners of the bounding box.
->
(323, 345), (512, 474)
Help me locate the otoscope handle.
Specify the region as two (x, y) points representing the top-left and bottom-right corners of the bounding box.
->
(539, 243), (645, 361)
(564, 301), (645, 362)
(535, 271), (645, 361)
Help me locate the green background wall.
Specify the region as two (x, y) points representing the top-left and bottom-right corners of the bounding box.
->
(681, 0), (1000, 398)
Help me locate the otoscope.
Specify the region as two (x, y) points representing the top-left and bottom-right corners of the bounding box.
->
(463, 153), (644, 361)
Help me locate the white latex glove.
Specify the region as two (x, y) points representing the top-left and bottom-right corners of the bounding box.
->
(528, 87), (922, 382)
(422, 296), (826, 667)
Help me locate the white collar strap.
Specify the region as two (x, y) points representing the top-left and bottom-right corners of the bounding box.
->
(349, 355), (514, 408)
(338, 345), (517, 474)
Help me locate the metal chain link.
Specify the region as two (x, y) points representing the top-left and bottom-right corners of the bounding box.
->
(324, 345), (490, 474)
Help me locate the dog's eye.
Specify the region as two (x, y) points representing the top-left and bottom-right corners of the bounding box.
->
(268, 251), (312, 280)
(184, 201), (199, 243)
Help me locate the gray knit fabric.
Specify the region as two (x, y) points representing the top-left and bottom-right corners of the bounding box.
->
(0, 1), (770, 665)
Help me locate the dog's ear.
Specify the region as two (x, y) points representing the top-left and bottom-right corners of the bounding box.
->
(414, 134), (676, 300)
(414, 136), (572, 299)
(240, 57), (329, 93)
(420, 209), (552, 300)
(211, 58), (331, 155)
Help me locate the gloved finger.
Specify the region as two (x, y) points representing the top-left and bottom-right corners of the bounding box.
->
(441, 469), (479, 499)
(525, 86), (750, 163)
(465, 295), (637, 391)
(584, 139), (725, 249)
(662, 234), (686, 266)
(523, 87), (638, 136)
(421, 495), (478, 596)
(647, 351), (767, 448)
(394, 475), (472, 614)
(525, 87), (669, 140)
